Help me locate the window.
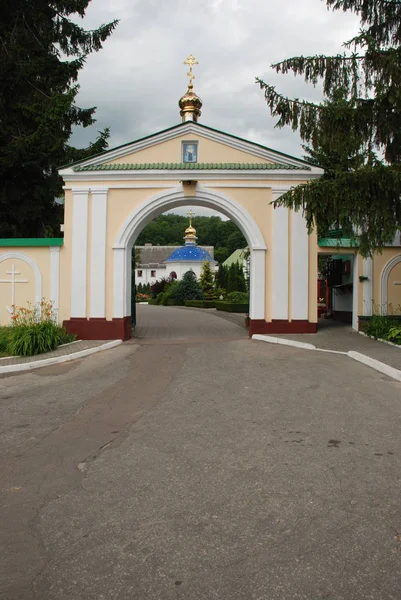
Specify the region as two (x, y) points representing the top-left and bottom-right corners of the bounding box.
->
(137, 270), (143, 277)
(182, 141), (198, 163)
(151, 270), (156, 277)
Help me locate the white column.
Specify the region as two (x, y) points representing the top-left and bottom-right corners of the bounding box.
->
(90, 187), (108, 318)
(352, 255), (359, 330)
(113, 247), (127, 318)
(291, 209), (309, 320)
(71, 188), (89, 317)
(249, 249), (266, 320)
(272, 190), (289, 320)
(362, 257), (373, 316)
(49, 247), (60, 318)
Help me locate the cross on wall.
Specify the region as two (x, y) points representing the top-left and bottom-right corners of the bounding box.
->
(0, 264), (28, 311)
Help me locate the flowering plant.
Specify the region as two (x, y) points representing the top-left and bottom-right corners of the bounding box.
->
(10, 299), (57, 327)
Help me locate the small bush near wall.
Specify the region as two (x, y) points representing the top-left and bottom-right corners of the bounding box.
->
(215, 302), (249, 313)
(184, 300), (216, 309)
(226, 291), (249, 303)
(0, 300), (76, 357)
(361, 315), (398, 340)
(387, 326), (401, 345)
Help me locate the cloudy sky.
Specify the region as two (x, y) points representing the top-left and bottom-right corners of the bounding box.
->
(71, 0), (359, 216)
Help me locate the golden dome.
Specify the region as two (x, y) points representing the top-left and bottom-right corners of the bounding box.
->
(179, 87), (202, 123)
(185, 224), (197, 235)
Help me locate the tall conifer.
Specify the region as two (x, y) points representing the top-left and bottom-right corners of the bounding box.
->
(257, 0), (401, 255)
(0, 1), (118, 236)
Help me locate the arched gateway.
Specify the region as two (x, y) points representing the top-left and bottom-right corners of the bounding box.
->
(0, 58), (326, 339)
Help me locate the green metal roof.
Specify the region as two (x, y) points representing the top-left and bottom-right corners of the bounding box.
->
(223, 248), (246, 267)
(0, 238), (64, 247)
(318, 238), (358, 248)
(74, 162), (307, 172)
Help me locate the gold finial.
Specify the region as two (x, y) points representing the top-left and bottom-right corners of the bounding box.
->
(184, 54), (198, 89)
(187, 208), (194, 227)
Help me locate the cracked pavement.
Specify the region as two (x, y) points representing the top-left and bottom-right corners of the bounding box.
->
(1, 306), (401, 599)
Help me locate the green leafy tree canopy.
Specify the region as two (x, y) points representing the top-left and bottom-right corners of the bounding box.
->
(0, 1), (118, 237)
(257, 0), (401, 256)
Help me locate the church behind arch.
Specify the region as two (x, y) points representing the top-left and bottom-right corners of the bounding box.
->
(1, 56), (400, 338)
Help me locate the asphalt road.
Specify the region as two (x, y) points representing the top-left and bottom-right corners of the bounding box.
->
(1, 306), (401, 599)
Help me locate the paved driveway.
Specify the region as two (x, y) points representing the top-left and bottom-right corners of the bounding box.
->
(133, 304), (247, 341)
(0, 308), (400, 599)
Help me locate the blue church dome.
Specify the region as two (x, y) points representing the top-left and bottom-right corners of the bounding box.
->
(164, 211), (215, 263)
(165, 244), (214, 263)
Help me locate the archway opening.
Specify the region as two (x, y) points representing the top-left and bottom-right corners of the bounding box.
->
(131, 205), (249, 338)
(113, 185), (266, 340)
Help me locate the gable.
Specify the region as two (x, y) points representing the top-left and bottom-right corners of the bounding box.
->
(105, 132), (275, 166)
(61, 122), (314, 174)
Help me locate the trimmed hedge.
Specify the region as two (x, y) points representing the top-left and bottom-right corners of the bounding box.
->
(184, 300), (216, 309)
(147, 298), (159, 305)
(165, 299), (184, 306)
(215, 302), (249, 313)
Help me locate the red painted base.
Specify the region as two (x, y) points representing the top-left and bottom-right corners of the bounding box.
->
(63, 317), (132, 341)
(249, 319), (317, 336)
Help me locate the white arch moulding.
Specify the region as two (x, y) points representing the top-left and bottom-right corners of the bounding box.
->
(0, 251), (42, 309)
(113, 184), (267, 322)
(380, 254), (401, 314)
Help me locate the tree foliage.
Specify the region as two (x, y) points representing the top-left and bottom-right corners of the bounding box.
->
(174, 270), (204, 303)
(199, 261), (216, 299)
(257, 0), (401, 256)
(136, 214), (247, 263)
(0, 1), (118, 237)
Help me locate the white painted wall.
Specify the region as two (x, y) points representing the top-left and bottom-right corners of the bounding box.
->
(136, 262), (217, 286)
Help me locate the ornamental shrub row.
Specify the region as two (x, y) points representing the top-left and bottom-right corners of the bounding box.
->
(215, 302), (249, 313)
(184, 300), (216, 309)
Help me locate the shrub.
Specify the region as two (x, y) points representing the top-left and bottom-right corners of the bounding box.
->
(199, 261), (216, 300)
(174, 271), (204, 303)
(226, 291), (249, 303)
(386, 327), (401, 345)
(363, 315), (397, 339)
(184, 300), (216, 308)
(0, 327), (12, 354)
(215, 302), (248, 313)
(9, 322), (75, 357)
(160, 281), (179, 305)
(150, 277), (170, 298)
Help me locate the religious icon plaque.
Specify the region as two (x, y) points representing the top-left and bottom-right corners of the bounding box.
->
(182, 141), (198, 163)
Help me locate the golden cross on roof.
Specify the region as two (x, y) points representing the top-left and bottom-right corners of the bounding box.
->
(187, 208), (194, 226)
(184, 54), (198, 88)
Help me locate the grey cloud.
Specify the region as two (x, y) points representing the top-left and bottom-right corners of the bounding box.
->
(72, 0), (359, 159)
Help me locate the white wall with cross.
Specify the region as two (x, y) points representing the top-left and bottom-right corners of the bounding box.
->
(0, 264), (28, 312)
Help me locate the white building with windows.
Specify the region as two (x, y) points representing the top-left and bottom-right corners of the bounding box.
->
(135, 218), (216, 285)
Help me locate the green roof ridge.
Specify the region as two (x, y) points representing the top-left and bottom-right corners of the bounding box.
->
(74, 162), (308, 172)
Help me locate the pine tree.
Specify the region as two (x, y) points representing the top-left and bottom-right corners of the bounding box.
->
(257, 0), (401, 256)
(0, 1), (118, 236)
(199, 261), (216, 300)
(216, 264), (227, 290)
(175, 271), (204, 303)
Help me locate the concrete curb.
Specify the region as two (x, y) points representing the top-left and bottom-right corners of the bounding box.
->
(252, 334), (316, 350)
(347, 351), (401, 382)
(0, 340), (123, 375)
(252, 334), (401, 382)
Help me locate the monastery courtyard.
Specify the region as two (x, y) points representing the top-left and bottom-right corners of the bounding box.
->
(1, 305), (401, 599)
